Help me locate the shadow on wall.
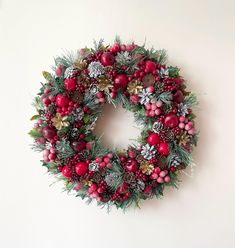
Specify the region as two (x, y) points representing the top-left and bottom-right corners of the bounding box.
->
(93, 103), (141, 150)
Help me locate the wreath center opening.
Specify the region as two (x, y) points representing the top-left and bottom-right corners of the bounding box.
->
(93, 103), (141, 150)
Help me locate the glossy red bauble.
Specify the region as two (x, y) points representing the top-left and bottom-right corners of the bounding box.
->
(147, 133), (160, 145)
(145, 60), (156, 73)
(75, 162), (88, 176)
(164, 113), (179, 128)
(71, 140), (86, 152)
(64, 78), (76, 91)
(114, 74), (128, 89)
(42, 126), (56, 140)
(100, 52), (115, 66)
(62, 165), (72, 178)
(55, 94), (69, 107)
(158, 142), (169, 156)
(126, 158), (138, 172)
(173, 90), (184, 103)
(109, 43), (121, 53)
(117, 183), (128, 194)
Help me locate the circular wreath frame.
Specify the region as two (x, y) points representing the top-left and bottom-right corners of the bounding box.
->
(29, 37), (198, 210)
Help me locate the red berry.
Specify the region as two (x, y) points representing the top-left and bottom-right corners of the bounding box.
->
(75, 162), (88, 176)
(56, 94), (69, 107)
(144, 60), (156, 73)
(42, 97), (51, 106)
(100, 52), (115, 66)
(158, 142), (169, 156)
(62, 166), (72, 178)
(88, 183), (97, 194)
(164, 113), (179, 128)
(114, 74), (128, 89)
(56, 64), (63, 77)
(64, 78), (76, 91)
(147, 133), (160, 145)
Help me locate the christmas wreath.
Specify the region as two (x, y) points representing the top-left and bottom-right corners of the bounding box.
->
(29, 38), (198, 210)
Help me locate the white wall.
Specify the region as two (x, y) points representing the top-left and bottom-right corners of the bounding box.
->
(0, 0), (235, 247)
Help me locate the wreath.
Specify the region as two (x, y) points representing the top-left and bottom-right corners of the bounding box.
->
(29, 38), (198, 210)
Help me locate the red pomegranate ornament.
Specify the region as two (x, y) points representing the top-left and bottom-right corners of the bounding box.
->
(55, 94), (69, 107)
(164, 113), (179, 128)
(75, 162), (88, 176)
(114, 74), (128, 89)
(147, 133), (160, 145)
(100, 52), (115, 66)
(64, 78), (76, 91)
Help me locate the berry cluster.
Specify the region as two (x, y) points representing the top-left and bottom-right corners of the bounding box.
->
(95, 153), (113, 169)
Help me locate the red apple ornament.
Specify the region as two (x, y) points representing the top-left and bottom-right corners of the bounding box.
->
(75, 162), (88, 176)
(114, 74), (128, 89)
(173, 90), (184, 103)
(158, 142), (169, 156)
(110, 43), (121, 53)
(71, 140), (86, 152)
(117, 183), (129, 194)
(164, 113), (179, 128)
(62, 166), (72, 178)
(42, 126), (56, 140)
(147, 133), (160, 145)
(100, 52), (115, 66)
(126, 158), (138, 172)
(145, 60), (156, 73)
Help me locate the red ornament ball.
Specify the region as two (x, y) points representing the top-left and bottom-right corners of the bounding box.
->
(64, 78), (76, 91)
(147, 133), (160, 145)
(75, 162), (88, 176)
(158, 142), (169, 156)
(126, 158), (138, 172)
(173, 90), (184, 103)
(42, 126), (56, 140)
(55, 94), (69, 107)
(71, 140), (86, 152)
(114, 74), (128, 89)
(144, 60), (156, 73)
(164, 113), (179, 128)
(100, 52), (115, 66)
(117, 183), (128, 194)
(109, 43), (121, 53)
(62, 165), (72, 178)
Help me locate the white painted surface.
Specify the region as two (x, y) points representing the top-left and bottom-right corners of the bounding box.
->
(0, 0), (235, 247)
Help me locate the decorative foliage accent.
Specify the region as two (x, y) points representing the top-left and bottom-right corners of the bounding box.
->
(29, 38), (198, 211)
